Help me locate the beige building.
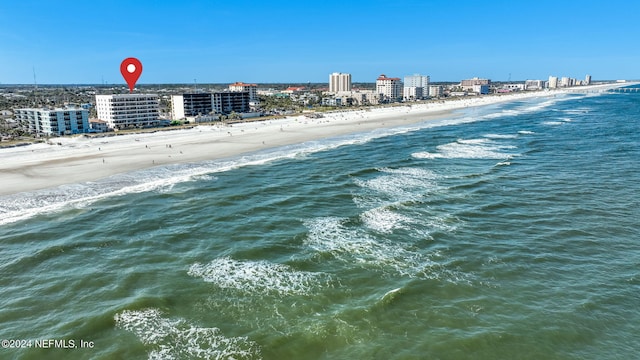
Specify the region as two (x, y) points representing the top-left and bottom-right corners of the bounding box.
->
(376, 74), (402, 102)
(329, 73), (352, 93)
(461, 77), (491, 91)
(428, 85), (443, 98)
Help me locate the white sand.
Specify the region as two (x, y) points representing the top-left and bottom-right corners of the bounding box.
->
(0, 83), (630, 196)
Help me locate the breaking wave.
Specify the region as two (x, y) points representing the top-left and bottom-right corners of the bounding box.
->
(188, 257), (331, 296)
(114, 308), (261, 360)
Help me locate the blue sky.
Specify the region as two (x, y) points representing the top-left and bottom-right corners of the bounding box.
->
(1, 0), (639, 84)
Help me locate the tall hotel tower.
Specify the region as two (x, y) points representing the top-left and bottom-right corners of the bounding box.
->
(329, 73), (352, 93)
(376, 74), (402, 102)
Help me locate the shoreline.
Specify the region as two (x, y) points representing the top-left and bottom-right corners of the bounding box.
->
(0, 83), (631, 196)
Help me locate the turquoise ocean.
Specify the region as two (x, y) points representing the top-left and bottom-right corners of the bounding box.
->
(1, 89), (639, 359)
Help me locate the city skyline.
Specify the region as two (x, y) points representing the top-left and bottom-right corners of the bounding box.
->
(1, 0), (640, 84)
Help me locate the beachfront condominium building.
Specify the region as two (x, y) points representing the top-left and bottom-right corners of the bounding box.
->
(171, 93), (214, 120)
(376, 74), (402, 102)
(429, 85), (443, 98)
(329, 73), (352, 93)
(404, 74), (430, 99)
(525, 80), (545, 90)
(461, 77), (491, 91)
(585, 74), (592, 85)
(403, 86), (423, 101)
(95, 94), (160, 129)
(548, 76), (559, 89)
(212, 91), (250, 114)
(229, 82), (258, 101)
(15, 107), (89, 136)
(171, 91), (251, 120)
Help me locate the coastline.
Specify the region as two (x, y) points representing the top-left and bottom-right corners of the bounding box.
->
(0, 84), (629, 196)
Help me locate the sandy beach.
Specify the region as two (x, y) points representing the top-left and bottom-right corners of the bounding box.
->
(0, 83), (629, 196)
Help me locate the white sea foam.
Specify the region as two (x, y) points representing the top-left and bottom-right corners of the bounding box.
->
(360, 207), (412, 233)
(188, 258), (330, 296)
(471, 95), (580, 121)
(518, 130), (535, 135)
(353, 167), (439, 207)
(114, 308), (261, 360)
(483, 133), (519, 139)
(350, 166), (458, 239)
(411, 152), (442, 159)
(542, 121), (563, 126)
(303, 217), (468, 282)
(303, 217), (422, 276)
(0, 163), (222, 226)
(412, 138), (518, 160)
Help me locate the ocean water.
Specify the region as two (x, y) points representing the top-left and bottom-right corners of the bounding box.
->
(1, 90), (639, 359)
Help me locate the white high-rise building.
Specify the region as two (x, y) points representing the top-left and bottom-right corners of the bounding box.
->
(376, 74), (402, 102)
(404, 74), (430, 98)
(15, 107), (89, 136)
(95, 94), (159, 129)
(329, 73), (352, 93)
(525, 80), (545, 90)
(585, 74), (592, 85)
(548, 76), (558, 89)
(403, 86), (423, 101)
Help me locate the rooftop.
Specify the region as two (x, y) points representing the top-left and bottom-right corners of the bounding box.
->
(229, 82), (257, 87)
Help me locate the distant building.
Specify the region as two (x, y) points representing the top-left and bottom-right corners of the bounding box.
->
(329, 73), (352, 93)
(89, 119), (109, 133)
(376, 74), (402, 102)
(171, 93), (213, 120)
(15, 107), (89, 136)
(548, 76), (559, 89)
(321, 97), (343, 106)
(525, 80), (545, 90)
(472, 84), (490, 94)
(229, 82), (258, 101)
(212, 91), (250, 114)
(561, 77), (571, 87)
(403, 86), (423, 101)
(428, 85), (443, 98)
(461, 77), (491, 91)
(501, 84), (525, 91)
(281, 86), (306, 95)
(585, 74), (592, 85)
(404, 74), (430, 99)
(331, 90), (380, 106)
(171, 91), (250, 120)
(95, 94), (159, 129)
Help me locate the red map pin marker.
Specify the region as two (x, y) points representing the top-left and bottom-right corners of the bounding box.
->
(120, 57), (143, 93)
